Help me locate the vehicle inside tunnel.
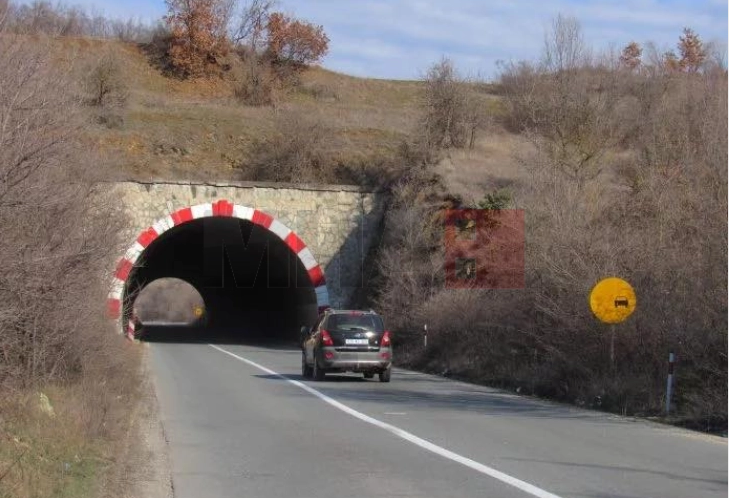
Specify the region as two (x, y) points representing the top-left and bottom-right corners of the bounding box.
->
(121, 214), (319, 344)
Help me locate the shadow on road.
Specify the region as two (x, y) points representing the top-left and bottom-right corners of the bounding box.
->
(253, 373), (368, 383)
(251, 370), (663, 425)
(504, 457), (727, 488)
(139, 323), (299, 350)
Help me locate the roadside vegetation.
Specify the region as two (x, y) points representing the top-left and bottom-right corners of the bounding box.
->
(373, 17), (727, 433)
(0, 7), (141, 498)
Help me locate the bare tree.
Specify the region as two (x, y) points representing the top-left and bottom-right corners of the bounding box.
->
(421, 57), (469, 149)
(231, 0), (276, 51)
(84, 51), (129, 108)
(501, 17), (632, 188)
(542, 14), (588, 73)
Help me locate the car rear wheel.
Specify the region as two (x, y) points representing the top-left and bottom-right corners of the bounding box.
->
(301, 352), (313, 379)
(363, 372), (374, 379)
(379, 366), (391, 383)
(313, 357), (326, 381)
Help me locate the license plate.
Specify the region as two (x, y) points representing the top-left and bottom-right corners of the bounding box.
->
(345, 339), (369, 345)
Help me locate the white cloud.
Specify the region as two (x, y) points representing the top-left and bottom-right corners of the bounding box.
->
(285, 0), (727, 79)
(15, 0), (726, 79)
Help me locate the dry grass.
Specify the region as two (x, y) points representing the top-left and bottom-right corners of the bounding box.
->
(436, 130), (532, 203)
(56, 39), (427, 182)
(0, 342), (142, 498)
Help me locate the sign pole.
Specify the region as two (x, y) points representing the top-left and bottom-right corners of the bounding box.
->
(610, 324), (616, 368)
(665, 352), (675, 416)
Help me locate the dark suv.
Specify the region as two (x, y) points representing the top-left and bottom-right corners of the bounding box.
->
(301, 309), (392, 382)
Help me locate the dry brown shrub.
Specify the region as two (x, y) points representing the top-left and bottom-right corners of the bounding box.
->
(619, 42), (642, 71)
(84, 50), (128, 108)
(240, 109), (331, 183)
(233, 52), (275, 105)
(0, 32), (130, 388)
(420, 57), (470, 149)
(264, 11), (328, 66)
(374, 168), (449, 330)
(164, 0), (231, 78)
(0, 28), (140, 496)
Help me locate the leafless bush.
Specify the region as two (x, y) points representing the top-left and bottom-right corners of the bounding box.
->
(3, 0), (156, 41)
(0, 31), (140, 494)
(419, 57), (492, 153)
(500, 18), (639, 188)
(241, 109), (331, 182)
(0, 31), (131, 391)
(84, 50), (128, 108)
(374, 169), (449, 330)
(233, 53), (275, 105)
(420, 57), (469, 149)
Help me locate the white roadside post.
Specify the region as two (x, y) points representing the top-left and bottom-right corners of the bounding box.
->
(665, 352), (675, 416)
(423, 324), (428, 349)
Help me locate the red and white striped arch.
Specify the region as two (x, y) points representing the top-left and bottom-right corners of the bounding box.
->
(107, 199), (330, 324)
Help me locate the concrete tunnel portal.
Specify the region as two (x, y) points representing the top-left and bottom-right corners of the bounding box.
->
(107, 201), (329, 343)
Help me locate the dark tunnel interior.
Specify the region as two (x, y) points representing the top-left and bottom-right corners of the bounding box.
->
(124, 217), (318, 344)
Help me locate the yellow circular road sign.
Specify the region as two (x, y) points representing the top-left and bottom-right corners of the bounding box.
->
(194, 306), (204, 318)
(589, 277), (636, 324)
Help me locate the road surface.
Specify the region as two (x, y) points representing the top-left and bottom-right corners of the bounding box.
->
(150, 340), (727, 498)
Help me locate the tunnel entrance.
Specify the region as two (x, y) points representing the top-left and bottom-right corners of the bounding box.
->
(133, 278), (205, 325)
(107, 202), (329, 344)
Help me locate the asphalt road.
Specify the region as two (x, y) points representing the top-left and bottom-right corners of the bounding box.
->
(150, 341), (727, 498)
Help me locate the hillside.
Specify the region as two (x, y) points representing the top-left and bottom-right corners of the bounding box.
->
(55, 38), (523, 203)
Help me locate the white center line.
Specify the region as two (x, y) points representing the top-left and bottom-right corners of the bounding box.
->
(209, 344), (564, 498)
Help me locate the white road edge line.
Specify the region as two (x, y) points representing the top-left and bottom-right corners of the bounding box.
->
(209, 344), (564, 498)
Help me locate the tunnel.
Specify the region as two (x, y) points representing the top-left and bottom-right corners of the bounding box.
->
(107, 201), (329, 344)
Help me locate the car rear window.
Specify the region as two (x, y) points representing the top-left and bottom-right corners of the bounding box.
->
(326, 314), (384, 333)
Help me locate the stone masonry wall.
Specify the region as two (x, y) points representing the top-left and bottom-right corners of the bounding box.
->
(106, 180), (384, 308)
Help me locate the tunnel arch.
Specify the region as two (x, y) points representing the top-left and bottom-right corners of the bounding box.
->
(107, 199), (330, 333)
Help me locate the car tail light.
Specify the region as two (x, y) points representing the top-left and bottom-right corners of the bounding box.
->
(381, 331), (392, 347)
(324, 351), (334, 360)
(321, 330), (334, 346)
(380, 352), (391, 359)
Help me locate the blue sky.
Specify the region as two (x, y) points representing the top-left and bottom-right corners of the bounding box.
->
(20, 0), (728, 79)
